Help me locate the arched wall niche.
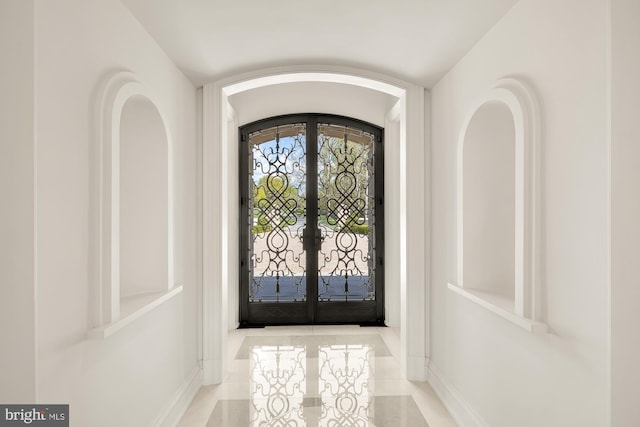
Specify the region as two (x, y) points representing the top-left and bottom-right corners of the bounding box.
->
(88, 71), (181, 339)
(463, 101), (516, 300)
(448, 77), (546, 333)
(119, 96), (169, 298)
(202, 65), (428, 385)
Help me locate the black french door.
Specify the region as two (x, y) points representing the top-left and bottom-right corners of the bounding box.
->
(239, 114), (384, 326)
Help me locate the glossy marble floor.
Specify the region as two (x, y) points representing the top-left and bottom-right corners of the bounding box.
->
(178, 326), (457, 427)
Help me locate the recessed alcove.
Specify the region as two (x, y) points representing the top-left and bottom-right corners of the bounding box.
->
(463, 101), (515, 310)
(119, 95), (170, 314)
(88, 72), (181, 339)
(448, 78), (546, 333)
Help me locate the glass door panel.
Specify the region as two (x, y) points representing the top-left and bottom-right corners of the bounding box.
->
(249, 123), (307, 303)
(240, 115), (384, 326)
(317, 124), (376, 302)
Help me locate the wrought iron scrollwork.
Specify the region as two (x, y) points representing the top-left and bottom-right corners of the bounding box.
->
(249, 124), (307, 302)
(317, 124), (376, 301)
(240, 114), (384, 325)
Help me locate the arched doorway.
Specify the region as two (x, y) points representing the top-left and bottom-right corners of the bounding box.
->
(202, 66), (428, 384)
(239, 114), (384, 325)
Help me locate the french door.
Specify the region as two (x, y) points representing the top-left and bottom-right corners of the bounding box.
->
(239, 114), (384, 326)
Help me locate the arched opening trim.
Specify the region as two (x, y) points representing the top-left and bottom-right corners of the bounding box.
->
(202, 65), (428, 383)
(88, 71), (180, 339)
(448, 77), (545, 333)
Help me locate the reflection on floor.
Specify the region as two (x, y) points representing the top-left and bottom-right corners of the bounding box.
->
(178, 326), (457, 427)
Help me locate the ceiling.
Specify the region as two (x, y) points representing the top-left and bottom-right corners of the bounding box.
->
(121, 0), (519, 88)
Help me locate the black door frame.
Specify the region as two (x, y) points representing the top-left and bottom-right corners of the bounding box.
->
(239, 113), (384, 326)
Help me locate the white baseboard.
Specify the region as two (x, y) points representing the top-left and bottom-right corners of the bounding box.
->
(153, 366), (202, 427)
(427, 363), (488, 427)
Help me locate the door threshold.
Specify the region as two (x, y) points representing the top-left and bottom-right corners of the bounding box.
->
(237, 322), (386, 329)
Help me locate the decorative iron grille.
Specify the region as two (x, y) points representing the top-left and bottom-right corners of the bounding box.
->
(317, 124), (376, 301)
(248, 124), (307, 303)
(240, 114), (384, 325)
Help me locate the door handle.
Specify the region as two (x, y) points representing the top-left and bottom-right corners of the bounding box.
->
(302, 227), (311, 251)
(302, 227), (324, 251)
(315, 228), (324, 249)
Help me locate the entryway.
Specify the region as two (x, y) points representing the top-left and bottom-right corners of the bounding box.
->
(239, 114), (384, 325)
(202, 67), (428, 384)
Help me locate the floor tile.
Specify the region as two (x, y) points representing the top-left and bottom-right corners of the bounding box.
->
(205, 396), (428, 426)
(235, 334), (391, 359)
(178, 326), (457, 427)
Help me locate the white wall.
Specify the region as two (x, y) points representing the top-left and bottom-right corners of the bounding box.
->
(430, 0), (609, 426)
(34, 0), (198, 425)
(0, 0), (37, 403)
(610, 0), (640, 425)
